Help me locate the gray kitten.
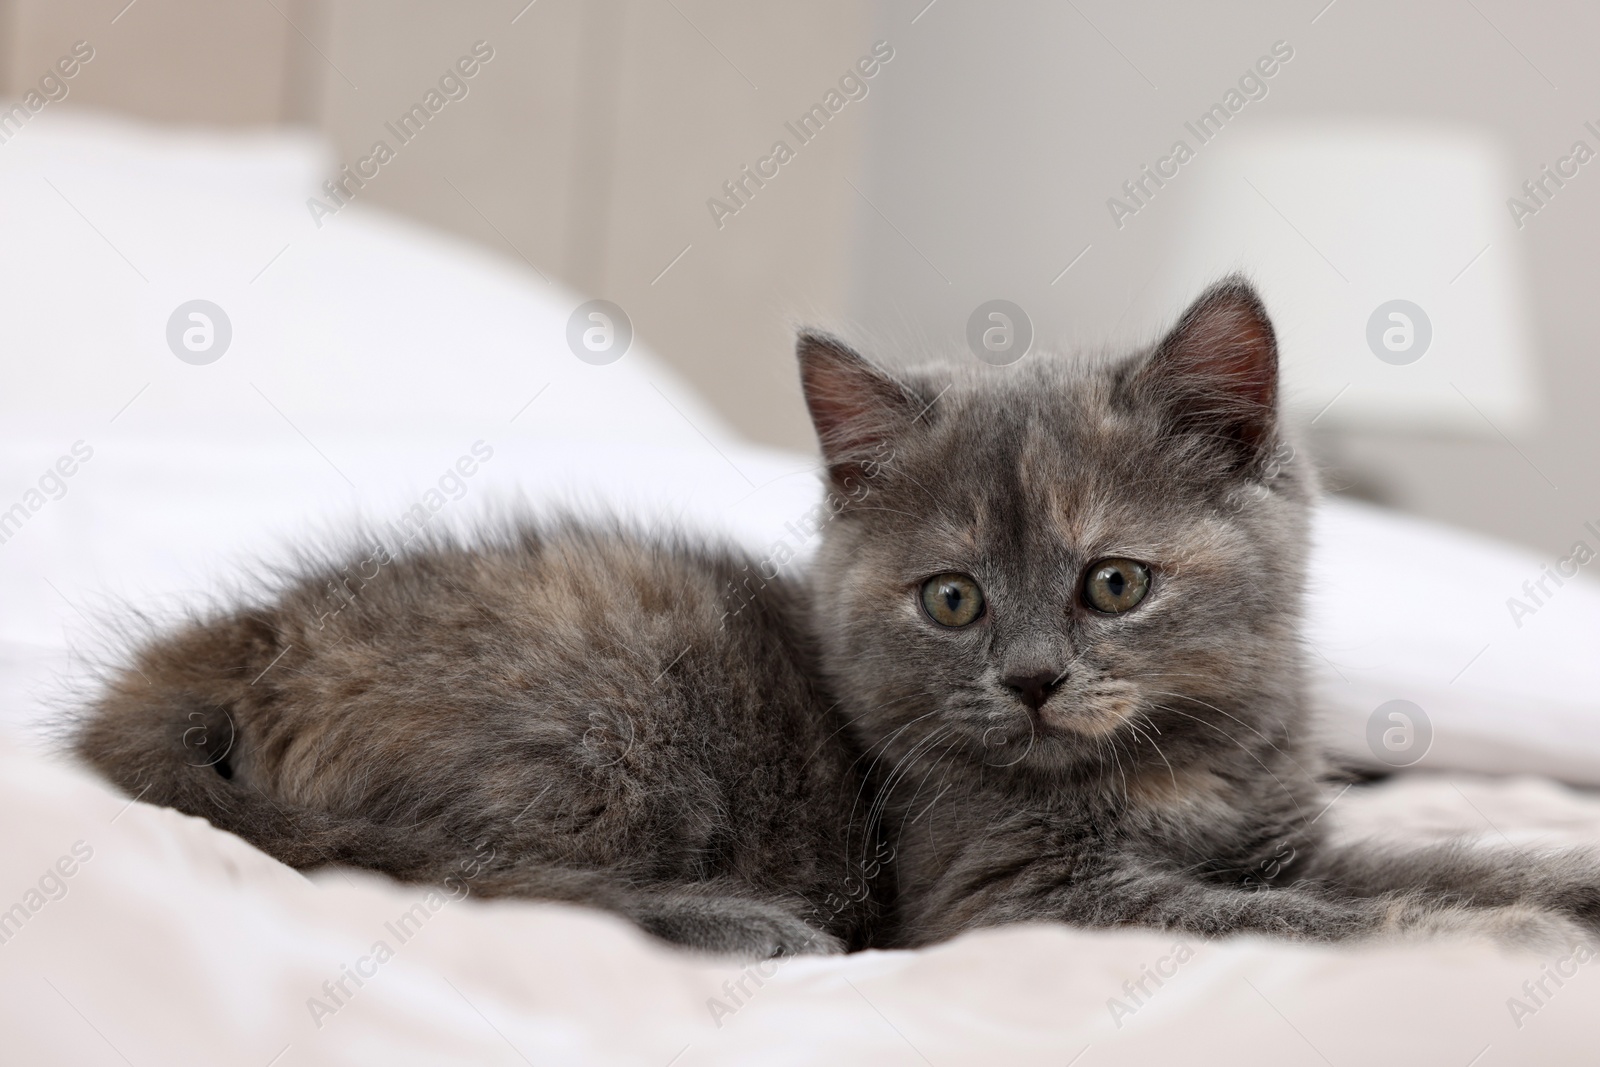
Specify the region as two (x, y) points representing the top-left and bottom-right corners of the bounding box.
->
(801, 276), (1600, 948)
(77, 276), (1596, 959)
(76, 524), (887, 957)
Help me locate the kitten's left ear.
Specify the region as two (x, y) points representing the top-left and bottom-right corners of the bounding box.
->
(1129, 275), (1279, 459)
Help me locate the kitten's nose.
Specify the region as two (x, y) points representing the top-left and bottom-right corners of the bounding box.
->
(1003, 670), (1063, 712)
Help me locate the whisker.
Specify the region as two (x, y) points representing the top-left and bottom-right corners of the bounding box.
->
(866, 724), (958, 845)
(1153, 704), (1308, 825)
(1141, 687), (1317, 782)
(898, 734), (964, 840)
(1127, 716), (1178, 794)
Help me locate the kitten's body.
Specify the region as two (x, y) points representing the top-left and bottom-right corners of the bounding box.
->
(79, 276), (1600, 956)
(77, 525), (884, 955)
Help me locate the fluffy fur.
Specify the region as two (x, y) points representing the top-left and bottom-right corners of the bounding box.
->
(75, 523), (885, 956)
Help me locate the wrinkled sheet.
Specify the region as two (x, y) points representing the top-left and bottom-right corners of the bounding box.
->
(2, 723), (1598, 1066)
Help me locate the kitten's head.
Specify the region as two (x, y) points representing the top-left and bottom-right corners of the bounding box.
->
(799, 277), (1314, 779)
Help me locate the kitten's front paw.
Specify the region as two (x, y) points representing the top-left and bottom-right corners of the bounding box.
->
(632, 895), (845, 958)
(1384, 901), (1586, 952)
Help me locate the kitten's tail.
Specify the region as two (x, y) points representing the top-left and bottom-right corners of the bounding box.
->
(72, 610), (447, 875)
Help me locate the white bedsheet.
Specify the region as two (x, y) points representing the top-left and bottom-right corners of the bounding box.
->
(3, 730), (1599, 1066)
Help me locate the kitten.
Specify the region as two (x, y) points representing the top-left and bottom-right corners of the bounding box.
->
(75, 524), (887, 957)
(78, 276), (1594, 959)
(800, 277), (1599, 948)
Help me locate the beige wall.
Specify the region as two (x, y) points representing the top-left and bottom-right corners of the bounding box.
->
(1, 0), (303, 123)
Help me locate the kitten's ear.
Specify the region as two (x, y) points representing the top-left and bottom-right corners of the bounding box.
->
(1130, 276), (1279, 460)
(797, 330), (923, 485)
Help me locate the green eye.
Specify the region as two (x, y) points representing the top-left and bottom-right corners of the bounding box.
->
(920, 573), (985, 627)
(1083, 558), (1152, 614)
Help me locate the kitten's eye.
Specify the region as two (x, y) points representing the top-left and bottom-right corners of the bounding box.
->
(920, 573), (985, 628)
(1082, 558), (1152, 614)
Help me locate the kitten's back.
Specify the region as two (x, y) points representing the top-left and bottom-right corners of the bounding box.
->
(76, 522), (882, 951)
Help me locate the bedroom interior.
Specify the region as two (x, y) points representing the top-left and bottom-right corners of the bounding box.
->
(2, 1), (1598, 1063)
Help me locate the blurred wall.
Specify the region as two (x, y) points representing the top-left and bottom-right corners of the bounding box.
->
(0, 0), (302, 123)
(2, 0), (1597, 558)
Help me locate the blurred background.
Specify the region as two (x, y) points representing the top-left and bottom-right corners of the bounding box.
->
(1, 0), (1595, 557)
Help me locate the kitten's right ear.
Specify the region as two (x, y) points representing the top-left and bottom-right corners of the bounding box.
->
(797, 330), (923, 486)
(1128, 276), (1280, 463)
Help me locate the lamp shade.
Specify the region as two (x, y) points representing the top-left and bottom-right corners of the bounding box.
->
(1151, 123), (1539, 434)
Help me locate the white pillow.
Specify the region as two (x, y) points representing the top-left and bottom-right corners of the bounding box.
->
(0, 109), (751, 660)
(1309, 499), (1600, 784)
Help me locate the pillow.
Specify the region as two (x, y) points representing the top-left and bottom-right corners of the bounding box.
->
(1308, 498), (1600, 784)
(0, 109), (755, 663)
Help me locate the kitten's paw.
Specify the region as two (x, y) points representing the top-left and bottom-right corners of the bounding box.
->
(1383, 901), (1585, 952)
(631, 895), (844, 958)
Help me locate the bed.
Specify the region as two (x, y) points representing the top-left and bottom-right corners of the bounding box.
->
(3, 114), (1599, 1065)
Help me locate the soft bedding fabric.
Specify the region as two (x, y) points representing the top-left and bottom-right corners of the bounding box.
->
(3, 731), (1599, 1065)
(4, 112), (1600, 1063)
